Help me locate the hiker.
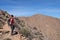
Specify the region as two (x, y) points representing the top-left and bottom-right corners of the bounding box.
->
(8, 15), (15, 35)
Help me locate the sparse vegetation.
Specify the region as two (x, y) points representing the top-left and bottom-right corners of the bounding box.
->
(20, 27), (31, 37)
(15, 18), (25, 27)
(33, 27), (37, 30)
(15, 18), (44, 40)
(19, 20), (25, 27)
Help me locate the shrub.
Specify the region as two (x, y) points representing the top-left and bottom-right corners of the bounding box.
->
(20, 20), (25, 27)
(33, 27), (37, 30)
(21, 27), (31, 37)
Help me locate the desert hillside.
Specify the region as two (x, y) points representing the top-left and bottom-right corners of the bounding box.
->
(0, 10), (60, 40)
(19, 14), (60, 40)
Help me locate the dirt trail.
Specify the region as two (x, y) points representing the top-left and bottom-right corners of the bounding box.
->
(0, 24), (27, 40)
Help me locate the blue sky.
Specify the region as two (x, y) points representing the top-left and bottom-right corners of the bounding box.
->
(0, 0), (60, 18)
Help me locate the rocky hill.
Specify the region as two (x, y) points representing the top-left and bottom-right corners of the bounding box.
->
(0, 10), (60, 40)
(19, 14), (60, 40)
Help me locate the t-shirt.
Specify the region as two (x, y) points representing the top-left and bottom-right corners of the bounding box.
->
(9, 17), (14, 25)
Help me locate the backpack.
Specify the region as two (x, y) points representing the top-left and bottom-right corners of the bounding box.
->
(8, 18), (14, 25)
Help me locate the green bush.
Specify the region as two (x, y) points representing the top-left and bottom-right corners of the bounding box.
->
(21, 27), (31, 37)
